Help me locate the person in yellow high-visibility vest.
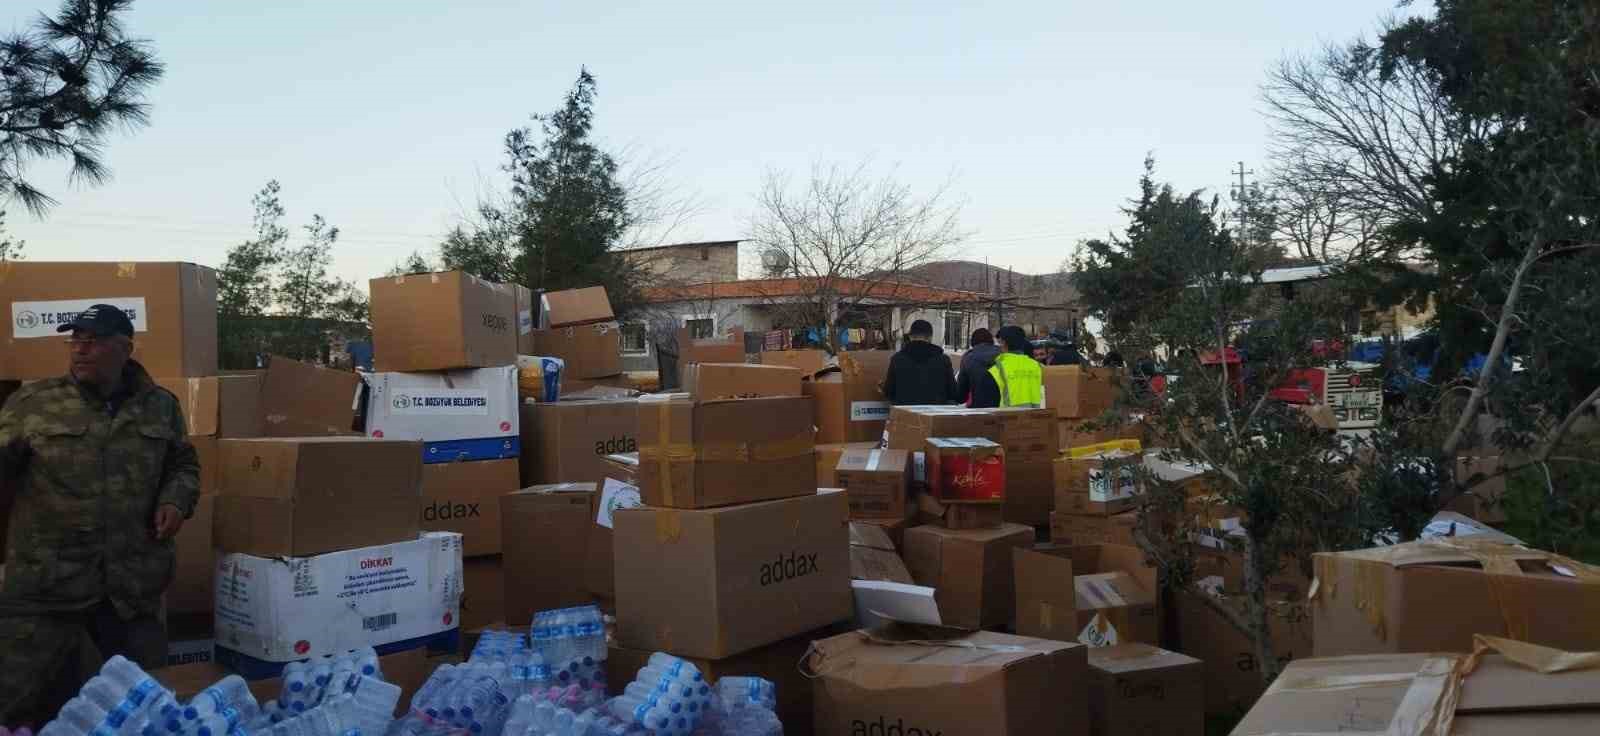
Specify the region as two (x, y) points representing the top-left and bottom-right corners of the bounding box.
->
(989, 326), (1043, 407)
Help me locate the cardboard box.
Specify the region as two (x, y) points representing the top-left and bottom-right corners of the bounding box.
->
(539, 286), (613, 328)
(461, 555), (506, 631)
(1013, 545), (1077, 642)
(1086, 644), (1203, 736)
(675, 327), (747, 373)
(808, 351), (892, 444)
(1173, 588), (1312, 718)
(158, 373), (264, 439)
(1059, 417), (1135, 452)
(1004, 459), (1054, 526)
(1050, 510), (1140, 548)
(501, 484), (595, 626)
(816, 441), (879, 488)
(192, 436), (219, 494)
(213, 533), (462, 674)
(682, 362), (802, 400)
(531, 322), (623, 380)
(836, 448), (911, 519)
(924, 437), (1005, 503)
(0, 261), (218, 380)
(852, 516), (911, 550)
(419, 459), (519, 556)
(1449, 455), (1508, 523)
(586, 469), (642, 599)
(370, 270), (518, 372)
(1232, 646), (1600, 736)
(915, 493), (1007, 530)
(637, 395), (815, 509)
(759, 349), (830, 377)
(259, 355), (361, 437)
(850, 521), (913, 584)
(520, 398), (638, 487)
(613, 491), (851, 659)
(809, 626), (1087, 736)
(994, 407), (1057, 462)
(1041, 365), (1117, 419)
(510, 283), (536, 355)
(363, 366), (519, 463)
(170, 495), (215, 616)
(1310, 539), (1600, 657)
(886, 405), (1002, 451)
(1069, 544), (1160, 647)
(1054, 441), (1145, 515)
(156, 647), (430, 716)
(901, 522), (1033, 629)
(214, 437), (423, 557)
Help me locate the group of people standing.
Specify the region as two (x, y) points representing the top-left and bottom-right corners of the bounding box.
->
(881, 320), (1044, 408)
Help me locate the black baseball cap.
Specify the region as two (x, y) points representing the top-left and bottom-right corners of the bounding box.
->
(57, 304), (135, 338)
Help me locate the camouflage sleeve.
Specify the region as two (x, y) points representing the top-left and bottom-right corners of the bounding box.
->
(158, 399), (201, 518)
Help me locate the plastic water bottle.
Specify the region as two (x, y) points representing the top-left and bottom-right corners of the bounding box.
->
(716, 677), (776, 712)
(346, 675), (400, 736)
(184, 676), (258, 732)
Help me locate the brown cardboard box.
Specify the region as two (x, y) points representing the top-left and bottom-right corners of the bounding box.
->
(852, 516), (911, 550)
(1174, 589), (1312, 717)
(370, 270), (518, 372)
(520, 398), (638, 486)
(462, 555), (506, 631)
(159, 376), (220, 437)
(836, 448), (911, 519)
(1005, 460), (1054, 526)
(816, 441), (878, 487)
(609, 628), (835, 736)
(613, 491), (851, 659)
(885, 405), (1002, 451)
(1449, 455), (1508, 524)
(1310, 539), (1600, 657)
(1069, 544), (1160, 647)
(170, 495), (215, 616)
(1013, 545), (1077, 642)
(1086, 644), (1203, 736)
(901, 522), (1033, 629)
(808, 350), (893, 444)
(676, 327), (747, 372)
(849, 521), (913, 583)
(214, 437), (422, 556)
(809, 626), (1087, 736)
(540, 286), (614, 328)
(501, 484), (595, 626)
(916, 494), (1007, 530)
(1232, 647), (1600, 736)
(759, 349), (830, 376)
(1041, 365), (1118, 419)
(636, 395), (815, 509)
(158, 374), (265, 439)
(0, 261), (218, 380)
(420, 459), (519, 556)
(1054, 442), (1144, 515)
(682, 362), (802, 400)
(994, 407), (1057, 462)
(258, 355), (361, 437)
(585, 458), (640, 599)
(531, 322), (623, 380)
(154, 647), (430, 716)
(511, 283), (536, 355)
(192, 436), (219, 494)
(1050, 510), (1140, 548)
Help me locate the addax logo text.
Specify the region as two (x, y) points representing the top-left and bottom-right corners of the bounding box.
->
(850, 717), (941, 736)
(423, 500), (480, 521)
(759, 551), (819, 586)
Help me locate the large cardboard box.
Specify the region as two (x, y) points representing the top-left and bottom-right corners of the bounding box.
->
(1054, 441), (1145, 515)
(520, 398), (638, 486)
(419, 459), (519, 556)
(809, 626), (1087, 736)
(1041, 365), (1117, 419)
(1005, 460), (1054, 526)
(759, 349), (830, 376)
(214, 437), (423, 557)
(1013, 545), (1077, 642)
(531, 322), (623, 380)
(1068, 544), (1160, 647)
(924, 437), (1005, 503)
(158, 374), (264, 439)
(682, 362), (802, 400)
(994, 407), (1056, 462)
(586, 467), (642, 600)
(192, 436), (220, 494)
(370, 270), (517, 372)
(170, 495), (216, 616)
(501, 483), (595, 626)
(0, 261), (218, 380)
(637, 395), (815, 509)
(836, 448), (911, 520)
(1050, 510), (1140, 548)
(213, 532), (462, 675)
(1232, 646), (1600, 736)
(1086, 644), (1203, 736)
(613, 491), (851, 659)
(539, 286), (613, 328)
(1174, 588), (1312, 717)
(849, 521), (913, 584)
(259, 355), (361, 437)
(1310, 539), (1600, 657)
(808, 351), (892, 444)
(852, 516), (912, 550)
(462, 555), (506, 631)
(901, 522), (1033, 629)
(363, 366), (519, 463)
(816, 441), (878, 488)
(885, 405), (1002, 451)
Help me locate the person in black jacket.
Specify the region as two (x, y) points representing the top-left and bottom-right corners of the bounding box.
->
(956, 327), (1002, 408)
(883, 319), (957, 405)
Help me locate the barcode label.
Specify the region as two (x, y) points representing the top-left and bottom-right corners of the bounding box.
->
(363, 613), (398, 631)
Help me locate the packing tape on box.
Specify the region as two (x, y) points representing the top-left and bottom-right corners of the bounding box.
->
(118, 262), (137, 278)
(640, 401), (692, 506)
(1038, 601), (1056, 630)
(654, 511), (682, 544)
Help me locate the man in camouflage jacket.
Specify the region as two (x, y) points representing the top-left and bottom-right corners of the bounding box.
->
(0, 304), (200, 726)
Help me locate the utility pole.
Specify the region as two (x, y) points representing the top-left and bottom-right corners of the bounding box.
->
(1230, 161), (1254, 239)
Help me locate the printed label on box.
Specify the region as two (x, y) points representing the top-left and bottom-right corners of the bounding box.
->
(12, 297), (148, 339)
(596, 478), (642, 530)
(388, 388), (491, 416)
(1078, 612), (1119, 648)
(166, 638), (214, 667)
(518, 308), (534, 336)
(850, 401), (891, 422)
(1088, 466), (1139, 502)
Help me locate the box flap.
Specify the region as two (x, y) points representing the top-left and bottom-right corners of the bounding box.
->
(1324, 538), (1580, 571)
(540, 286), (613, 327)
(849, 521), (898, 551)
(1075, 572), (1153, 611)
(1087, 643), (1200, 674)
(851, 580), (941, 628)
(810, 626), (1072, 684)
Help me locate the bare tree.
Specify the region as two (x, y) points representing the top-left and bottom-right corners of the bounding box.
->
(748, 159), (964, 353)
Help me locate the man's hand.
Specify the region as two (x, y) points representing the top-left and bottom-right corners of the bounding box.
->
(153, 503), (184, 540)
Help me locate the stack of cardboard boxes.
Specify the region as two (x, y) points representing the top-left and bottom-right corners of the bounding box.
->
(527, 286), (626, 391)
(1051, 440), (1145, 547)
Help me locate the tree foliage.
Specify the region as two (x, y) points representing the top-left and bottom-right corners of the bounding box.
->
(0, 0), (163, 214)
(0, 210), (22, 260)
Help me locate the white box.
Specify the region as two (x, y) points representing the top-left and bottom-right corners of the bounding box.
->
(214, 532), (463, 673)
(363, 366), (519, 463)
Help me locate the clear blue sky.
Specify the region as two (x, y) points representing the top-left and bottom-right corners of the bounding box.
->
(6, 0), (1411, 286)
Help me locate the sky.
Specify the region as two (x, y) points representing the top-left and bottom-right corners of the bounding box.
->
(5, 0), (1414, 287)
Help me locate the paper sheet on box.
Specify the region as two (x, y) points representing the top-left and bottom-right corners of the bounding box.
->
(851, 580), (940, 629)
(596, 477), (642, 529)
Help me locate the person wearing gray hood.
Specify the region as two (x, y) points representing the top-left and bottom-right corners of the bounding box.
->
(956, 327), (1003, 408)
